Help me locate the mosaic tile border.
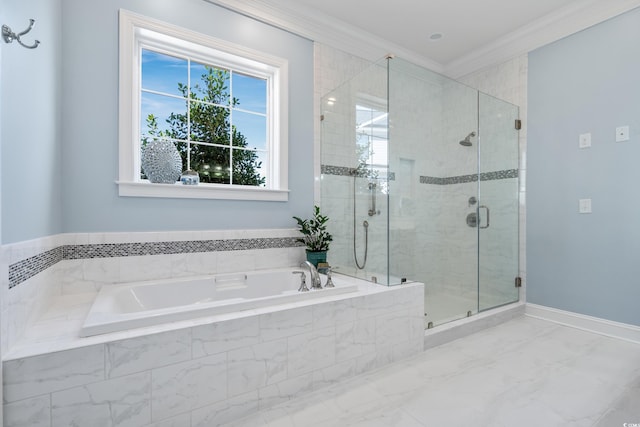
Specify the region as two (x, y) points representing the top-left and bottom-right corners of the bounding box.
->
(63, 238), (302, 259)
(8, 247), (64, 289)
(8, 237), (304, 289)
(420, 169), (518, 185)
(321, 164), (395, 180)
(321, 164), (516, 184)
(321, 165), (356, 177)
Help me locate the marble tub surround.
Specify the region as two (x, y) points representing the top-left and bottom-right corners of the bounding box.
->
(1, 229), (305, 356)
(3, 280), (425, 427)
(1, 237), (64, 357)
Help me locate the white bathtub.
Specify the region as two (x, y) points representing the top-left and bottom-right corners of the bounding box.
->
(80, 268), (358, 337)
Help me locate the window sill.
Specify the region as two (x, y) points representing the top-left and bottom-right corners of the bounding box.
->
(117, 181), (289, 201)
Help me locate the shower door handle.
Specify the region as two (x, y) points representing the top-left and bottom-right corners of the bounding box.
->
(479, 205), (490, 229)
(368, 181), (379, 216)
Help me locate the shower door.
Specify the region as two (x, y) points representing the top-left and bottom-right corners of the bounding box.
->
(477, 93), (520, 311)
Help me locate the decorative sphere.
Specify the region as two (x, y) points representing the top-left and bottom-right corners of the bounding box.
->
(141, 140), (182, 184)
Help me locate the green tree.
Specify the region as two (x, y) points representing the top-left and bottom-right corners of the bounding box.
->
(143, 67), (265, 185)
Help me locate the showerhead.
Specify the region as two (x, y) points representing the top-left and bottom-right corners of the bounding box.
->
(459, 131), (476, 147)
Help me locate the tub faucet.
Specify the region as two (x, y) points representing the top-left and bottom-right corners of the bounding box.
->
(292, 271), (309, 292)
(301, 261), (322, 289)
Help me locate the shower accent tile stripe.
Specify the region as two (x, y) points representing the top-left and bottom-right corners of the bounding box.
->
(8, 237), (303, 289)
(320, 164), (396, 180)
(320, 165), (354, 177)
(321, 164), (515, 184)
(419, 169), (519, 185)
(419, 176), (448, 185)
(481, 169), (519, 181)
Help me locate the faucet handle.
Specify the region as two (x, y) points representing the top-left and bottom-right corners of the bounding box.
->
(318, 266), (335, 288)
(292, 270), (309, 292)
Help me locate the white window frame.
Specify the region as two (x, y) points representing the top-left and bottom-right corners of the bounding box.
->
(118, 10), (289, 201)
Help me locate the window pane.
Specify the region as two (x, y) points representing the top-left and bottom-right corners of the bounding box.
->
(191, 145), (230, 184)
(233, 73), (266, 114)
(141, 50), (187, 97)
(232, 111), (266, 151)
(232, 148), (265, 186)
(189, 100), (231, 146)
(370, 136), (388, 166)
(140, 92), (187, 139)
(255, 150), (268, 186)
(190, 61), (230, 106)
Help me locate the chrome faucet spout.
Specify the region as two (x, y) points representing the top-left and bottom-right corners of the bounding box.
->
(301, 261), (322, 289)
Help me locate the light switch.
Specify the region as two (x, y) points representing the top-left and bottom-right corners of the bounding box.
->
(616, 126), (630, 142)
(579, 198), (592, 214)
(579, 133), (591, 149)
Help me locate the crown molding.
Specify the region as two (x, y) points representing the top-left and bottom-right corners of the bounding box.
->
(203, 0), (444, 73)
(206, 0), (640, 79)
(446, 0), (640, 79)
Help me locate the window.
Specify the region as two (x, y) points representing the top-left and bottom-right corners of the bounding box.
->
(355, 102), (389, 194)
(118, 10), (289, 201)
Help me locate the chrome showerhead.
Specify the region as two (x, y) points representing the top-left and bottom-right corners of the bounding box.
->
(459, 131), (476, 146)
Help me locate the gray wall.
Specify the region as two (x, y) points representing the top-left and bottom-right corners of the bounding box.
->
(1, 0), (63, 243)
(1, 0), (314, 243)
(527, 8), (640, 326)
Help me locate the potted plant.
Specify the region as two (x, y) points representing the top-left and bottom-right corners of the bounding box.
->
(293, 205), (333, 267)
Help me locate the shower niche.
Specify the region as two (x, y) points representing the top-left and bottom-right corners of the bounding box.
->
(321, 57), (520, 327)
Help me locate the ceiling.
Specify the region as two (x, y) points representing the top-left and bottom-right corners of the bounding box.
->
(285, 0), (578, 65)
(211, 0), (640, 77)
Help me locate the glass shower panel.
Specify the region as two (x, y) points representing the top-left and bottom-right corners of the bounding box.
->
(388, 58), (480, 325)
(320, 55), (521, 329)
(387, 58), (443, 288)
(477, 93), (520, 311)
(320, 60), (391, 285)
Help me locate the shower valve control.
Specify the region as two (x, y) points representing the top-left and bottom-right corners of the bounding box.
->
(466, 212), (478, 228)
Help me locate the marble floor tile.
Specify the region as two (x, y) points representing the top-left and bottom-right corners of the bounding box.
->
(222, 316), (640, 427)
(595, 376), (640, 427)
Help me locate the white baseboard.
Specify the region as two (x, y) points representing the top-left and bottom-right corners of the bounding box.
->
(525, 303), (640, 344)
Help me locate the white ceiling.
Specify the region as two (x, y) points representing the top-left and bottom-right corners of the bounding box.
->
(286, 0), (577, 65)
(210, 0), (640, 77)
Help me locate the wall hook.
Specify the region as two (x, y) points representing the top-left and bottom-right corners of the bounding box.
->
(2, 19), (40, 49)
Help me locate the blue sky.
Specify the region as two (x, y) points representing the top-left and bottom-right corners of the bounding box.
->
(141, 49), (267, 151)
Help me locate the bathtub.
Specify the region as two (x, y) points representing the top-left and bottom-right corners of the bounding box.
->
(80, 267), (358, 337)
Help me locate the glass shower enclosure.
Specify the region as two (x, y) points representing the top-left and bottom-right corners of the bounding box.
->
(321, 57), (520, 327)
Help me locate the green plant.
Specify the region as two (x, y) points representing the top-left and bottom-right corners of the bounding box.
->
(293, 205), (333, 252)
